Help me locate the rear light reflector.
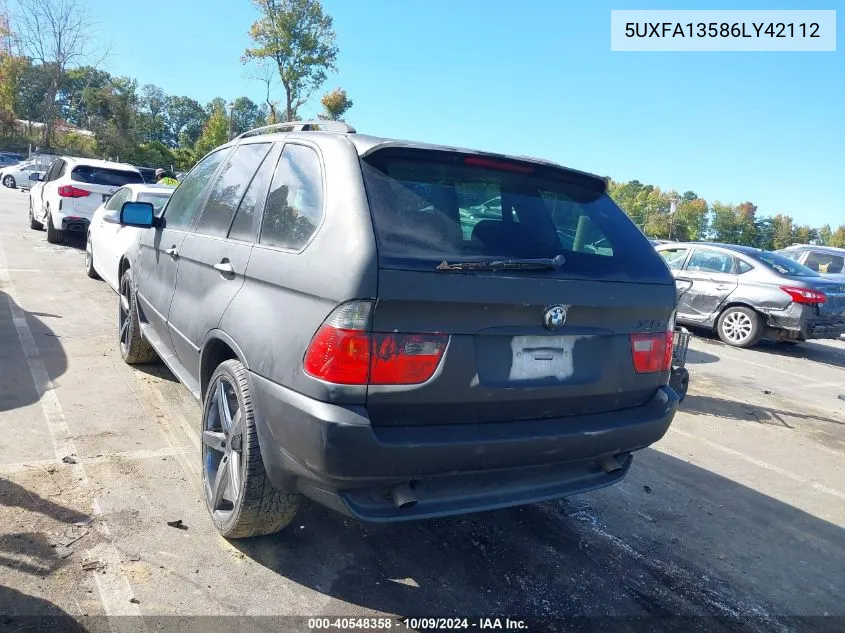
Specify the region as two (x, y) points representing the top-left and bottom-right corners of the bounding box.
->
(303, 301), (448, 385)
(780, 286), (826, 304)
(629, 331), (673, 374)
(58, 185), (90, 198)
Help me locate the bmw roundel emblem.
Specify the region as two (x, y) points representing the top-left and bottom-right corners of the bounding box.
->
(543, 305), (570, 331)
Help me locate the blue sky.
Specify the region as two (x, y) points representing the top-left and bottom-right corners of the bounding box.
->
(79, 1), (843, 226)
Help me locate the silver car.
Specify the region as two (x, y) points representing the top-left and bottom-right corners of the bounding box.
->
(656, 242), (845, 348)
(776, 244), (845, 283)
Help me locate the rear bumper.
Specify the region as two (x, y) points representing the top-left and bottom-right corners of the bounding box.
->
(60, 216), (90, 233)
(764, 304), (845, 340)
(249, 371), (678, 521)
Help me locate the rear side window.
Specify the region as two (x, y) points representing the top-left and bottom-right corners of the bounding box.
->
(361, 150), (663, 277)
(737, 260), (753, 274)
(195, 143), (271, 237)
(805, 251), (844, 274)
(105, 188), (131, 211)
(229, 144), (281, 242)
(71, 166), (143, 186)
(260, 144), (324, 250)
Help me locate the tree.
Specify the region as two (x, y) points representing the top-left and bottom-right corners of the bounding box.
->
(771, 214), (795, 250)
(193, 105), (228, 157)
(165, 95), (207, 148)
(830, 226), (845, 249)
(244, 0), (339, 122)
(735, 202), (758, 247)
(247, 58), (280, 124)
(793, 225), (814, 245)
(818, 224), (833, 246)
(230, 96), (262, 135)
(12, 0), (97, 145)
(137, 84), (168, 144)
(319, 87), (352, 121)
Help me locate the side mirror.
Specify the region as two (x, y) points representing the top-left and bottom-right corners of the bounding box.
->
(120, 201), (155, 228)
(38, 174), (45, 182)
(29, 172), (41, 181)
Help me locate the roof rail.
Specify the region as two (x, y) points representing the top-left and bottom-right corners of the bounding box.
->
(235, 120), (356, 140)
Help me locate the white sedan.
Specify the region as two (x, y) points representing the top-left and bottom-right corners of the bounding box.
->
(1, 156), (53, 189)
(85, 183), (175, 291)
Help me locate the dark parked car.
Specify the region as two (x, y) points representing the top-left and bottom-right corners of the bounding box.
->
(776, 244), (845, 283)
(656, 242), (845, 347)
(114, 121), (679, 538)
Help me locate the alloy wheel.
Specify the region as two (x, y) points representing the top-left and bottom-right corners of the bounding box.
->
(202, 377), (244, 520)
(85, 234), (93, 272)
(721, 311), (753, 344)
(2, 176), (12, 187)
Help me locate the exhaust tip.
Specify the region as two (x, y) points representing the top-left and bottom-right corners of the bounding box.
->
(598, 455), (623, 474)
(391, 482), (418, 509)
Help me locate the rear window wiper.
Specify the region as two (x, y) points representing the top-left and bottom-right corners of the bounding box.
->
(436, 254), (565, 271)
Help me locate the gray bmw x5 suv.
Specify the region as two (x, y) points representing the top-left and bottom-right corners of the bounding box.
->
(114, 121), (679, 538)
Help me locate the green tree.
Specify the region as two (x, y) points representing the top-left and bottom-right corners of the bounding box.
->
(830, 226), (845, 249)
(166, 95), (207, 148)
(709, 202), (739, 243)
(193, 105), (228, 157)
(792, 225), (814, 245)
(818, 224), (833, 246)
(319, 87), (352, 121)
(136, 84), (168, 144)
(771, 214), (795, 250)
(735, 202), (758, 246)
(244, 0), (339, 122)
(230, 96), (263, 135)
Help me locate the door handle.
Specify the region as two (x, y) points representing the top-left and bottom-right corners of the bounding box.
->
(716, 285), (730, 291)
(166, 247), (179, 259)
(213, 261), (235, 275)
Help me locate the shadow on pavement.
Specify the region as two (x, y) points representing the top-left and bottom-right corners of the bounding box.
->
(752, 338), (845, 371)
(0, 586), (86, 630)
(0, 290), (67, 413)
(681, 393), (843, 429)
(685, 347), (719, 364)
(231, 450), (844, 624)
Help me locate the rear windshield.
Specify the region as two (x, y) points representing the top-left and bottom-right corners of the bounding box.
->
(72, 166), (143, 187)
(138, 192), (172, 214)
(361, 149), (665, 278)
(755, 251), (819, 277)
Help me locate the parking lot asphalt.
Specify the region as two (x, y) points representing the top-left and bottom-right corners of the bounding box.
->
(0, 186), (843, 632)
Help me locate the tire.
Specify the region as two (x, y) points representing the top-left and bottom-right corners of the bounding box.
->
(118, 269), (157, 364)
(3, 175), (16, 188)
(201, 359), (300, 539)
(85, 232), (100, 279)
(669, 367), (690, 402)
(716, 306), (762, 348)
(46, 211), (64, 244)
(29, 202), (43, 230)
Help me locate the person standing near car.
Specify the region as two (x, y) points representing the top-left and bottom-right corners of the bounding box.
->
(154, 168), (179, 186)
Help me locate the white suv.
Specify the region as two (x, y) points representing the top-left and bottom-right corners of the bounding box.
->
(29, 156), (144, 244)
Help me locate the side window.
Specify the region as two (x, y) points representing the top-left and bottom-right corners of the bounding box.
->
(779, 250), (802, 262)
(260, 144), (324, 250)
(805, 251), (844, 274)
(195, 143), (271, 237)
(45, 161), (62, 182)
(737, 260), (753, 274)
(228, 144), (281, 242)
(659, 247), (689, 271)
(105, 188), (130, 211)
(163, 148), (231, 230)
(687, 249), (736, 274)
(57, 162), (68, 178)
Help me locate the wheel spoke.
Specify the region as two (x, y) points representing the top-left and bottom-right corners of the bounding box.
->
(202, 430), (226, 452)
(119, 318), (129, 343)
(120, 293), (130, 312)
(217, 381), (233, 430)
(210, 458), (230, 510)
(230, 409), (243, 438)
(225, 451), (241, 502)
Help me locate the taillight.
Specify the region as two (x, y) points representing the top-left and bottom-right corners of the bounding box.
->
(780, 286), (826, 304)
(629, 331), (673, 374)
(303, 301), (448, 385)
(58, 185), (90, 198)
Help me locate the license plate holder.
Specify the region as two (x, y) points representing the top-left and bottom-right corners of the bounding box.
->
(510, 335), (576, 381)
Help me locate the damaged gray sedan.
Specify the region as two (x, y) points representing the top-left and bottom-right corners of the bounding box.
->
(656, 242), (845, 348)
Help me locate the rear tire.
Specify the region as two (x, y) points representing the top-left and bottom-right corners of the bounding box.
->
(2, 175), (15, 188)
(29, 202), (43, 230)
(118, 269), (157, 364)
(85, 232), (100, 279)
(46, 211), (64, 244)
(716, 306), (762, 348)
(202, 359), (300, 539)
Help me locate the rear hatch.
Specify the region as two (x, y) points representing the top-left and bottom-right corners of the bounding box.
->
(66, 165), (144, 217)
(807, 279), (845, 319)
(359, 148), (676, 427)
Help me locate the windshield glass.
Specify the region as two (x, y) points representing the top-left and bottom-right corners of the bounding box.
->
(72, 166), (143, 186)
(755, 251), (820, 277)
(138, 192), (172, 214)
(361, 149), (664, 278)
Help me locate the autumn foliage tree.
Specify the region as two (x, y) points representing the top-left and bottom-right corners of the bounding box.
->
(319, 87), (352, 121)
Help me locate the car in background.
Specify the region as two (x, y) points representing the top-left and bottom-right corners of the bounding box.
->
(0, 152), (24, 168)
(1, 155), (53, 189)
(136, 167), (158, 183)
(114, 120), (679, 539)
(28, 156), (144, 244)
(656, 242), (845, 347)
(776, 245), (845, 283)
(85, 183), (175, 290)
